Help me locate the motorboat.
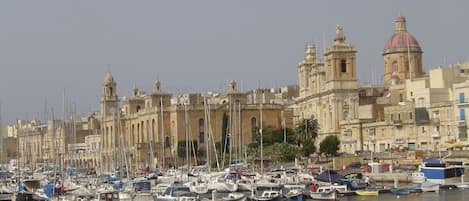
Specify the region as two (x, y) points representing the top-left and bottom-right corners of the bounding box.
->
(410, 172), (426, 184)
(284, 188), (305, 201)
(251, 190), (282, 201)
(419, 181), (439, 192)
(250, 182), (282, 201)
(0, 186), (13, 201)
(221, 192), (246, 201)
(157, 185), (199, 201)
(309, 186), (337, 200)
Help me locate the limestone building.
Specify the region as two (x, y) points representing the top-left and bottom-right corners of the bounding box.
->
(97, 72), (296, 172)
(295, 16), (469, 154)
(295, 25), (359, 146)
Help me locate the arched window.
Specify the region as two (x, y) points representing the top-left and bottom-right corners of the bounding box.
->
(340, 59), (347, 73)
(137, 124), (140, 143)
(109, 87), (113, 96)
(141, 121), (144, 142)
(392, 61), (398, 72)
(165, 136), (170, 148)
(251, 117), (257, 141)
(136, 105), (141, 112)
(131, 124), (135, 145)
(151, 119), (155, 142)
(198, 118), (205, 144)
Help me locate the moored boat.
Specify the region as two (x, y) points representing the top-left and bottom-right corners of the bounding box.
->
(419, 181), (439, 192)
(309, 186), (337, 200)
(419, 159), (464, 185)
(222, 192), (246, 201)
(355, 190), (379, 196)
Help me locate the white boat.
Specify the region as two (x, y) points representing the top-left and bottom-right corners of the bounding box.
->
(250, 182), (283, 201)
(309, 186), (338, 200)
(156, 185), (199, 201)
(222, 192), (246, 201)
(236, 179), (252, 191)
(95, 191), (133, 201)
(420, 181), (439, 192)
(456, 183), (469, 189)
(185, 181), (209, 194)
(410, 172), (426, 184)
(207, 178), (238, 192)
(153, 183), (171, 197)
(251, 190), (282, 201)
(134, 192), (157, 201)
(0, 186), (13, 201)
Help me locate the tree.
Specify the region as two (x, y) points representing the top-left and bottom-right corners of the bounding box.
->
(177, 140), (198, 160)
(272, 143), (298, 163)
(295, 116), (319, 146)
(319, 135), (341, 156)
(301, 138), (316, 157)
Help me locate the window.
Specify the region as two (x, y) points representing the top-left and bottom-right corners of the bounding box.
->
(460, 108), (465, 120)
(399, 94), (404, 102)
(109, 87), (113, 96)
(198, 118), (205, 144)
(136, 105), (141, 112)
(165, 136), (170, 148)
(340, 59), (347, 73)
(408, 143), (416, 151)
(459, 92), (465, 103)
(409, 112), (413, 120)
(251, 117), (257, 141)
(392, 61), (398, 72)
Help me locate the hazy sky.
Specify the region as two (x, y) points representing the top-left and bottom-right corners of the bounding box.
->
(1, 0), (468, 124)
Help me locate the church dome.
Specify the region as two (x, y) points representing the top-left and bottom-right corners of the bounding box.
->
(383, 16), (422, 55)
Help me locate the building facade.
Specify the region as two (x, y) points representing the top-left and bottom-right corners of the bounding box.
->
(295, 16), (469, 154)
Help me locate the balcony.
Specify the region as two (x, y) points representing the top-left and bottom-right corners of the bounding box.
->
(455, 116), (466, 126)
(456, 98), (469, 106)
(394, 138), (406, 144)
(431, 131), (440, 139)
(431, 117), (440, 124)
(393, 120), (403, 127)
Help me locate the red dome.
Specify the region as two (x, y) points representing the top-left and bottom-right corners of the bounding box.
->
(383, 16), (422, 55)
(383, 32), (421, 54)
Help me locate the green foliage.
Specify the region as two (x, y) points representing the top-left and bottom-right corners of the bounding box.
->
(255, 126), (296, 146)
(271, 143), (299, 162)
(319, 135), (340, 156)
(295, 117), (319, 142)
(301, 138), (316, 157)
(177, 140), (198, 159)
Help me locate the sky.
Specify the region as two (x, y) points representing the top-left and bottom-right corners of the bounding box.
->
(1, 0), (468, 124)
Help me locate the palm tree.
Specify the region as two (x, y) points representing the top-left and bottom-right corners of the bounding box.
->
(295, 116), (319, 146)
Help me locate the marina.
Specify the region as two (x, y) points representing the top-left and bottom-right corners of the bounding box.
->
(1, 1), (469, 201)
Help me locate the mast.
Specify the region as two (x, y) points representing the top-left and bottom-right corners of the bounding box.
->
(184, 103), (190, 174)
(229, 96), (233, 167)
(260, 103), (263, 175)
(160, 97), (165, 169)
(203, 96), (210, 172)
(149, 119), (154, 171)
(0, 101), (3, 165)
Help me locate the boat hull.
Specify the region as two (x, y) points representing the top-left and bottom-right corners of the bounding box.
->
(355, 190), (379, 196)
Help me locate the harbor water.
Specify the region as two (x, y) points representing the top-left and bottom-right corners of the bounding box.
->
(338, 189), (468, 201)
